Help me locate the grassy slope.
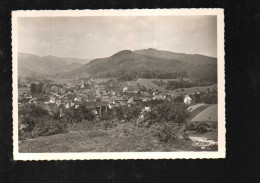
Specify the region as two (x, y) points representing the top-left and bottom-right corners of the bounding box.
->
(187, 103), (207, 112)
(187, 104), (218, 142)
(19, 122), (200, 153)
(187, 104), (213, 121)
(191, 105), (218, 122)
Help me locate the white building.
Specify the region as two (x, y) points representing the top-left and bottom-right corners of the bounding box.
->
(184, 95), (192, 105)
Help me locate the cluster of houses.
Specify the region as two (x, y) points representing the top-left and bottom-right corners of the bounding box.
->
(19, 78), (205, 118)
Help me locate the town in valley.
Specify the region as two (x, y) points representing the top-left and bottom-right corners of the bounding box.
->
(17, 15), (219, 152)
(18, 49), (218, 152)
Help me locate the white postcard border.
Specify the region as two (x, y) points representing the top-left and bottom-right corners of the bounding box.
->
(12, 9), (225, 160)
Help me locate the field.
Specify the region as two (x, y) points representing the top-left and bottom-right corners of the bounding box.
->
(166, 84), (217, 96)
(137, 78), (191, 82)
(126, 79), (163, 91)
(186, 104), (218, 146)
(191, 104), (218, 122)
(126, 79), (217, 95)
(188, 103), (207, 112)
(94, 78), (117, 84)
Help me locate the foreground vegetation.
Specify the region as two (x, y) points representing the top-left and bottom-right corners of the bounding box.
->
(19, 90), (218, 152)
(19, 121), (207, 152)
(19, 100), (188, 140)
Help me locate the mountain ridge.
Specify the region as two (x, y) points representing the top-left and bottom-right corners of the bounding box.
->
(19, 49), (217, 82)
(18, 53), (91, 76)
(134, 48), (217, 65)
(18, 52), (91, 63)
(135, 48), (217, 59)
(62, 48), (217, 81)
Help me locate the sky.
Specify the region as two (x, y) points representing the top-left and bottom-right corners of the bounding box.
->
(17, 16), (217, 59)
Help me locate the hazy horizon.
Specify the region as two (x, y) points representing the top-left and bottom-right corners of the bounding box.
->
(18, 16), (217, 59)
(18, 47), (217, 60)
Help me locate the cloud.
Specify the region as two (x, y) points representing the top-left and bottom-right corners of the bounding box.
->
(17, 16), (217, 59)
(86, 33), (93, 37)
(56, 36), (76, 45)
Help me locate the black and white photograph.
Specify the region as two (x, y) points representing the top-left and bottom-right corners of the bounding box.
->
(12, 9), (225, 160)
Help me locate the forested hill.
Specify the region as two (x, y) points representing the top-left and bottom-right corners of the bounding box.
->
(134, 48), (217, 65)
(62, 49), (217, 82)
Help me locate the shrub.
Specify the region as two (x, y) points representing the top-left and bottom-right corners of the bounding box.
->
(200, 91), (217, 104)
(109, 105), (143, 121)
(112, 107), (125, 120)
(63, 106), (95, 123)
(143, 101), (189, 127)
(19, 103), (49, 118)
(124, 105), (142, 121)
(19, 103), (68, 138)
(99, 110), (114, 121)
(173, 95), (184, 103)
(186, 121), (217, 134)
(150, 122), (179, 142)
(19, 115), (68, 138)
(75, 106), (95, 121)
(20, 116), (38, 132)
(142, 100), (164, 107)
(31, 117), (68, 137)
(157, 123), (177, 142)
(19, 104), (50, 135)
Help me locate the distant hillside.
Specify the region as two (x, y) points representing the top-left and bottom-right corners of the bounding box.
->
(64, 49), (217, 82)
(18, 53), (90, 75)
(134, 48), (217, 65)
(70, 50), (188, 73)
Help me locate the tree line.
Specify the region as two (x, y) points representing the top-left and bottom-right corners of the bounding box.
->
(30, 82), (45, 95)
(96, 68), (217, 83)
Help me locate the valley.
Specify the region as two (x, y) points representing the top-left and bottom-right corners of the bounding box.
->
(18, 48), (218, 152)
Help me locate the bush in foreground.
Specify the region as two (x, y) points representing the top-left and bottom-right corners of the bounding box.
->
(200, 91), (217, 104)
(31, 117), (68, 137)
(63, 106), (95, 123)
(19, 104), (68, 139)
(135, 102), (189, 142)
(141, 101), (189, 127)
(151, 122), (180, 142)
